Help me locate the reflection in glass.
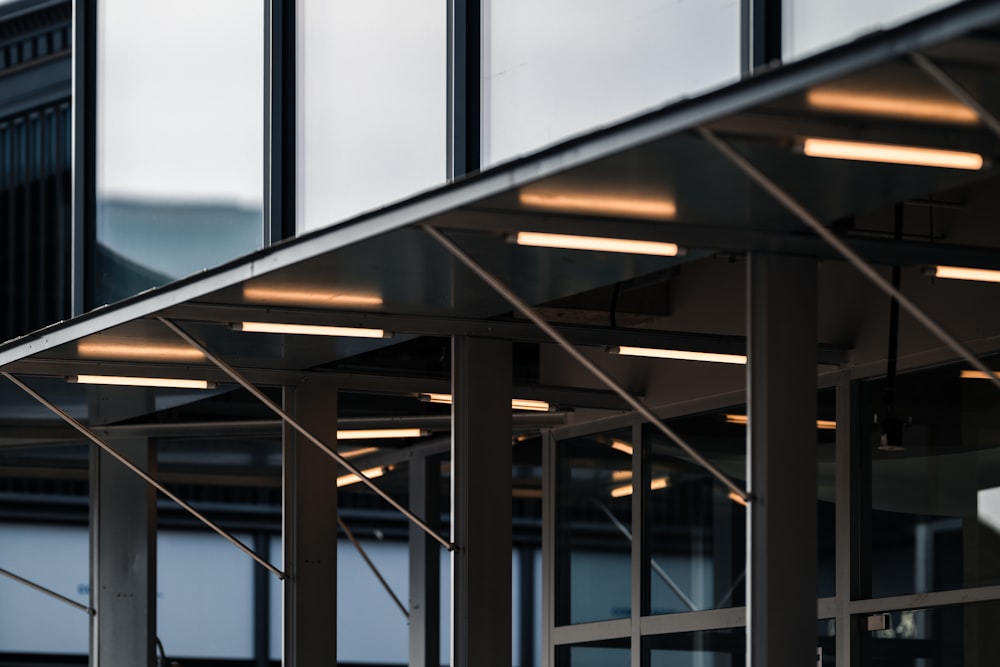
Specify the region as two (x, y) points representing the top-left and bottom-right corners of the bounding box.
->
(296, 1), (446, 233)
(645, 628), (744, 667)
(645, 418), (746, 615)
(485, 0), (740, 165)
(556, 637), (629, 667)
(556, 428), (633, 625)
(861, 602), (1000, 665)
(95, 1), (264, 304)
(863, 359), (1000, 598)
(783, 0), (960, 60)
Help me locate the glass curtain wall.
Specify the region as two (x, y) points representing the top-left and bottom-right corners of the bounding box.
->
(94, 0), (264, 305)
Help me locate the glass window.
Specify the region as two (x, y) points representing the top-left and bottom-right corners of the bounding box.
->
(296, 0), (446, 233)
(862, 359), (1000, 598)
(556, 637), (630, 667)
(484, 0), (741, 166)
(95, 0), (264, 305)
(556, 428), (634, 625)
(783, 0), (961, 61)
(645, 627), (745, 667)
(861, 602), (1000, 665)
(0, 524), (89, 655)
(158, 530), (255, 659)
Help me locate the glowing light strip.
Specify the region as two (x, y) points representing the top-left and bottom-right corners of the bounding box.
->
(337, 428), (426, 440)
(802, 138), (984, 170)
(960, 370), (1000, 380)
(934, 265), (1000, 283)
(610, 440), (634, 455)
(336, 466), (386, 488)
(77, 341), (204, 362)
(519, 191), (676, 219)
(243, 286), (383, 308)
(806, 89), (978, 124)
(610, 476), (670, 498)
(725, 413), (837, 430)
(611, 346), (747, 365)
(728, 491), (748, 507)
(515, 232), (680, 257)
(341, 446), (379, 459)
(419, 393), (552, 411)
(235, 322), (388, 338)
(68, 375), (214, 390)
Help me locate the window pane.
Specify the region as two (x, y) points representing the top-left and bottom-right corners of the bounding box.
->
(556, 428), (633, 625)
(863, 358), (1000, 598)
(861, 602), (1000, 665)
(556, 637), (629, 667)
(645, 627), (745, 667)
(783, 0), (961, 60)
(95, 0), (264, 305)
(484, 0), (741, 166)
(296, 1), (446, 233)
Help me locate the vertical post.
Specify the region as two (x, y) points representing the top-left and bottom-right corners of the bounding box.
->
(447, 0), (480, 178)
(90, 438), (156, 667)
(747, 253), (817, 667)
(741, 0), (782, 75)
(452, 336), (512, 667)
(541, 430), (556, 667)
(834, 374), (854, 667)
(409, 451), (442, 667)
(283, 382), (338, 667)
(630, 421), (644, 667)
(265, 0), (296, 242)
(72, 0), (96, 314)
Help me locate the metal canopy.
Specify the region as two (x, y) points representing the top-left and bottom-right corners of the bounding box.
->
(3, 0), (1000, 418)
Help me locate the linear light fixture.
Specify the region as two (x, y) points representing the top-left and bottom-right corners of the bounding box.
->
(341, 446), (379, 459)
(802, 138), (984, 170)
(728, 491), (748, 507)
(77, 340), (204, 362)
(513, 232), (681, 257)
(610, 439), (634, 456)
(610, 346), (747, 365)
(337, 428), (426, 440)
(932, 265), (1000, 283)
(336, 466), (387, 488)
(519, 191), (677, 220)
(806, 89), (979, 124)
(610, 476), (670, 498)
(611, 470), (633, 482)
(232, 321), (389, 338)
(67, 375), (215, 390)
(960, 370), (1000, 380)
(243, 285), (383, 308)
(419, 393), (552, 412)
(724, 413), (837, 430)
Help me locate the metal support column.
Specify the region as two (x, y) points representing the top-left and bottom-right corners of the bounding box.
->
(747, 254), (817, 667)
(409, 451), (441, 667)
(90, 437), (156, 667)
(283, 382), (338, 667)
(452, 336), (512, 667)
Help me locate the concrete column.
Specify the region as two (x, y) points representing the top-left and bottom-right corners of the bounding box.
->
(452, 336), (512, 667)
(747, 253), (818, 667)
(283, 381), (338, 666)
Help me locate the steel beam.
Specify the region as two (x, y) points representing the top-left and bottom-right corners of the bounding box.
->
(452, 336), (513, 667)
(699, 127), (1000, 394)
(91, 437), (156, 667)
(747, 254), (818, 667)
(283, 382), (338, 666)
(424, 225), (750, 503)
(409, 451), (441, 667)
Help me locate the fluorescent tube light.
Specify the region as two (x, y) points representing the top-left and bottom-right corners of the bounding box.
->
(802, 138), (984, 170)
(611, 470), (633, 482)
(77, 340), (204, 362)
(341, 446), (379, 459)
(725, 413), (837, 430)
(933, 265), (1000, 283)
(610, 440), (634, 456)
(610, 476), (670, 498)
(68, 375), (215, 390)
(611, 346), (747, 365)
(337, 428), (426, 440)
(243, 286), (383, 308)
(960, 370), (1000, 380)
(728, 491), (748, 507)
(419, 393), (552, 411)
(514, 232), (680, 257)
(806, 89), (978, 124)
(519, 191), (676, 219)
(234, 322), (389, 338)
(336, 466), (386, 488)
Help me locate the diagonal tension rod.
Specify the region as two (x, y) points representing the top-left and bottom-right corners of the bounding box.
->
(0, 565), (93, 614)
(0, 371), (285, 579)
(422, 224), (750, 503)
(698, 127), (1000, 395)
(156, 317), (453, 552)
